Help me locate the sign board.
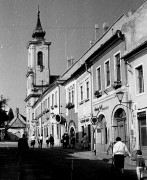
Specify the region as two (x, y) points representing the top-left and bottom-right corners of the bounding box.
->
(91, 116), (98, 125)
(55, 114), (61, 124)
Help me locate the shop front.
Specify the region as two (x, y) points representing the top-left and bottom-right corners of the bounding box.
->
(137, 111), (147, 150)
(93, 99), (130, 154)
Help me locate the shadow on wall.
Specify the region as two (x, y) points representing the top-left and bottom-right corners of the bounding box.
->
(7, 131), (19, 141)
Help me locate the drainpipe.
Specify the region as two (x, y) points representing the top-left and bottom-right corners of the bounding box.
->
(124, 57), (131, 152)
(58, 82), (61, 141)
(85, 62), (94, 152)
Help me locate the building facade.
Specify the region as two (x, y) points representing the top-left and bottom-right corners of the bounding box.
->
(122, 1), (147, 151)
(25, 2), (147, 152)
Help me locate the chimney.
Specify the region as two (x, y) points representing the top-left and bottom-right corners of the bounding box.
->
(128, 10), (135, 17)
(89, 40), (95, 47)
(67, 56), (74, 69)
(95, 24), (99, 41)
(16, 108), (19, 117)
(103, 22), (109, 34)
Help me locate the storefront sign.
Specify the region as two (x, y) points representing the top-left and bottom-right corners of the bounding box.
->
(80, 118), (89, 123)
(94, 105), (109, 112)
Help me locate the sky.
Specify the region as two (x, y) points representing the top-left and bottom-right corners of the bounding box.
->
(0, 0), (146, 116)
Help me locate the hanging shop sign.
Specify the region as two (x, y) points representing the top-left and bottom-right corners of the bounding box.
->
(91, 116), (98, 125)
(80, 118), (89, 123)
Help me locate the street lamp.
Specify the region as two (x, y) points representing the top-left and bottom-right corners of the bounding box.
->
(116, 91), (124, 103)
(116, 91), (133, 111)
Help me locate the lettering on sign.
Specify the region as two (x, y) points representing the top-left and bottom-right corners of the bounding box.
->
(94, 105), (109, 111)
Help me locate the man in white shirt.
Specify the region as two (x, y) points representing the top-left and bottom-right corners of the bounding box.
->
(113, 137), (131, 175)
(30, 134), (35, 148)
(39, 134), (43, 148)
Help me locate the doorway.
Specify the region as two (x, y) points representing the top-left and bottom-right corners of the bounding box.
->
(113, 108), (126, 143)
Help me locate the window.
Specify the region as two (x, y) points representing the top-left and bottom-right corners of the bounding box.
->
(52, 94), (54, 106)
(115, 53), (121, 81)
(136, 65), (144, 94)
(68, 85), (74, 103)
(43, 101), (45, 111)
(97, 67), (101, 91)
(48, 97), (50, 108)
(37, 51), (43, 66)
(71, 89), (74, 104)
(80, 85), (83, 101)
(86, 81), (89, 99)
(69, 91), (71, 102)
(55, 91), (57, 106)
(105, 60), (110, 87)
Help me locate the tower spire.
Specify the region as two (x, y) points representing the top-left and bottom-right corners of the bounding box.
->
(32, 6), (46, 39)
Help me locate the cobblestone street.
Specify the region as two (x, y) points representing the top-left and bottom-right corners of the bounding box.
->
(0, 143), (141, 180)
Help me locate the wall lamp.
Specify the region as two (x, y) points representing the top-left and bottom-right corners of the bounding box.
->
(116, 91), (134, 111)
(116, 91), (124, 103)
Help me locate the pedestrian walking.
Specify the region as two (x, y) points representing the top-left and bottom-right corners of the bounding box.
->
(39, 134), (43, 148)
(112, 136), (131, 175)
(66, 133), (69, 148)
(46, 135), (50, 148)
(18, 134), (29, 164)
(131, 150), (146, 180)
(30, 134), (35, 149)
(62, 133), (67, 148)
(107, 141), (115, 155)
(81, 133), (89, 151)
(70, 134), (75, 149)
(49, 134), (54, 148)
(62, 133), (69, 149)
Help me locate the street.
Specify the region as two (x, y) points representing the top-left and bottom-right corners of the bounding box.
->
(0, 145), (138, 180)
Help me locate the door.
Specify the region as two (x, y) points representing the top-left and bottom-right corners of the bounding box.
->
(139, 119), (147, 147)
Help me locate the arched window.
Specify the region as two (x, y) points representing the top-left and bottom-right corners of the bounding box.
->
(37, 51), (43, 66)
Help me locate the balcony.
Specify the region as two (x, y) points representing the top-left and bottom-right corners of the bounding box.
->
(94, 90), (102, 98)
(112, 81), (122, 89)
(65, 102), (75, 110)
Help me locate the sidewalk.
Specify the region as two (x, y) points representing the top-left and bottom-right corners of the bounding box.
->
(53, 146), (136, 170)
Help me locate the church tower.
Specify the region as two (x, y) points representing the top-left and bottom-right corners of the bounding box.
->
(25, 8), (51, 136)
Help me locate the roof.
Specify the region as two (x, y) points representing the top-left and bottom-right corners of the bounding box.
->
(32, 8), (46, 39)
(8, 112), (26, 129)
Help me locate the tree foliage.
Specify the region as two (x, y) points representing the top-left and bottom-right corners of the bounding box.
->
(0, 97), (13, 128)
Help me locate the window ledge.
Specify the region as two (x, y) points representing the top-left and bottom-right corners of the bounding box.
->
(79, 101), (84, 105)
(85, 98), (90, 102)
